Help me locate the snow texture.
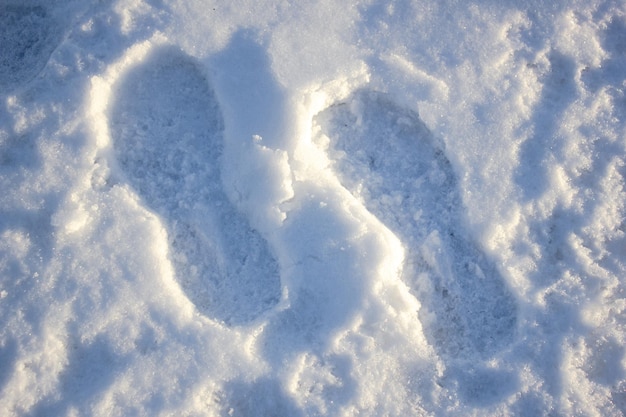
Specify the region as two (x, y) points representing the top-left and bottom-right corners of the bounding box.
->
(0, 0), (625, 416)
(109, 45), (281, 326)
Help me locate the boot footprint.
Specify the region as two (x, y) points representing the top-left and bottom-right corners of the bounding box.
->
(315, 90), (517, 358)
(108, 45), (281, 326)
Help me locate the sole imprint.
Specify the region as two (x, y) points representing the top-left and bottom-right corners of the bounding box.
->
(109, 45), (281, 326)
(315, 90), (517, 358)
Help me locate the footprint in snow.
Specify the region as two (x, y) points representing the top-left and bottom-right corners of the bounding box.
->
(108, 45), (281, 326)
(314, 90), (517, 358)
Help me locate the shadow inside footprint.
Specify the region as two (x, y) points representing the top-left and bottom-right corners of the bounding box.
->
(443, 364), (519, 407)
(109, 45), (281, 326)
(0, 5), (62, 91)
(315, 90), (517, 358)
(218, 377), (303, 417)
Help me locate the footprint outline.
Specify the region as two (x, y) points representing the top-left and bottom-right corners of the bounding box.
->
(314, 89), (518, 358)
(100, 41), (282, 326)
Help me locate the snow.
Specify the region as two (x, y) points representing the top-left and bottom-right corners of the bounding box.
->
(0, 0), (625, 415)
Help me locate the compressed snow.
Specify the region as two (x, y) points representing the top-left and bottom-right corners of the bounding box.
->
(0, 0), (625, 416)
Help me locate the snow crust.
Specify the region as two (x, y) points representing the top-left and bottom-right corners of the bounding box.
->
(0, 0), (625, 415)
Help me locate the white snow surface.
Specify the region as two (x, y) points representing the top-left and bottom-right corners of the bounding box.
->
(1, 0), (625, 415)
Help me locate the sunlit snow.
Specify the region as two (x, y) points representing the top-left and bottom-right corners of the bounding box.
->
(0, 0), (625, 416)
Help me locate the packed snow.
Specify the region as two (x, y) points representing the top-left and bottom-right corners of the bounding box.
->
(0, 0), (625, 416)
